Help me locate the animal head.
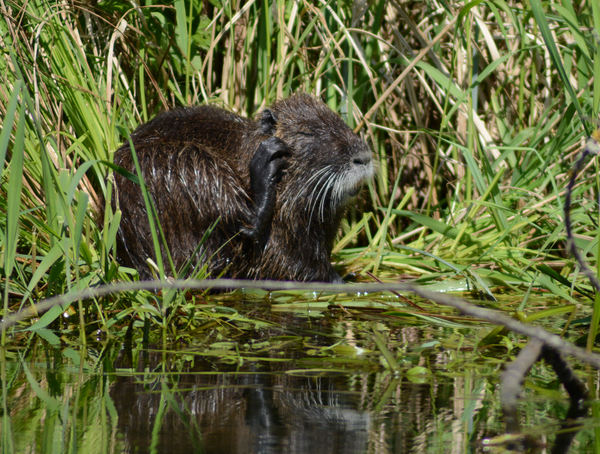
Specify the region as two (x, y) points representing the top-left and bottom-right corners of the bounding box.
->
(261, 94), (374, 222)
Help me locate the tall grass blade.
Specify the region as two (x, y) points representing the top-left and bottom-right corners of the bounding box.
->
(0, 80), (21, 171)
(530, 0), (589, 135)
(4, 103), (25, 279)
(3, 101), (25, 345)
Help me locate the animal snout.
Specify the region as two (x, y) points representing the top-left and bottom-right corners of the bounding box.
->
(352, 154), (372, 166)
(350, 149), (376, 181)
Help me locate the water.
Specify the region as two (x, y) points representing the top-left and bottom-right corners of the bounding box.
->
(2, 307), (598, 453)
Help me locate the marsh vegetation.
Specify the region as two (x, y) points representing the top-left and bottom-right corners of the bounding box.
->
(1, 0), (600, 452)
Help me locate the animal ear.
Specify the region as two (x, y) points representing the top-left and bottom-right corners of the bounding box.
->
(260, 109), (278, 134)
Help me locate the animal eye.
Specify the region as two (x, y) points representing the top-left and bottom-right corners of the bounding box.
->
(298, 131), (313, 137)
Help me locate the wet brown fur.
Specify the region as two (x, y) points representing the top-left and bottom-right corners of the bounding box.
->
(108, 94), (373, 282)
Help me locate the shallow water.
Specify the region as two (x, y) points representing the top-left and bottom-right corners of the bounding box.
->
(2, 303), (598, 453)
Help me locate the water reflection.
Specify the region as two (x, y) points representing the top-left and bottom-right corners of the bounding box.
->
(112, 363), (371, 453)
(109, 332), (482, 453)
(3, 311), (595, 453)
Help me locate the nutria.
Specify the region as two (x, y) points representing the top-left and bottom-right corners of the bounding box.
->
(109, 94), (374, 282)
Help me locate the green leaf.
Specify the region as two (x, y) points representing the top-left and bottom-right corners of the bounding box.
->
(73, 191), (89, 261)
(0, 79), (22, 171)
(391, 210), (478, 247)
(66, 160), (99, 205)
(553, 3), (590, 59)
(373, 329), (399, 373)
(20, 243), (65, 306)
(24, 302), (71, 331)
(406, 366), (432, 376)
(35, 329), (62, 347)
(22, 359), (61, 412)
(4, 102), (26, 279)
(530, 0), (589, 135)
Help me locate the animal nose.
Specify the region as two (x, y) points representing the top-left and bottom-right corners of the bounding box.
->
(353, 155), (371, 166)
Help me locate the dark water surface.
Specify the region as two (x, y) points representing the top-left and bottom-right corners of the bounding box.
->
(2, 303), (598, 453)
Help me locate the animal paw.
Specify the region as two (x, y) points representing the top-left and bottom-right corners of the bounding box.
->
(248, 137), (290, 242)
(250, 137), (290, 195)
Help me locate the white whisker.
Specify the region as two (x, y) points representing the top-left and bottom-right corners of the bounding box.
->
(319, 173), (337, 222)
(307, 168), (335, 229)
(281, 166), (331, 218)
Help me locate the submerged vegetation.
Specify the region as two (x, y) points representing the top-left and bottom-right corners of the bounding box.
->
(1, 0), (600, 451)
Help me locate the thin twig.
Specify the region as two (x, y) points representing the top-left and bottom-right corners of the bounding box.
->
(501, 339), (544, 433)
(564, 136), (600, 294)
(4, 279), (600, 369)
